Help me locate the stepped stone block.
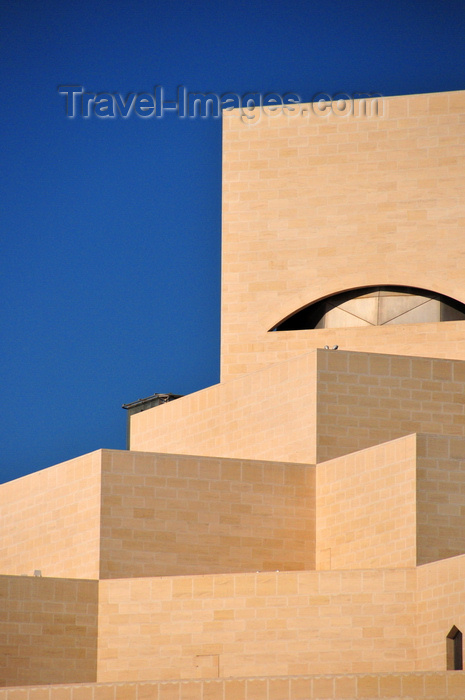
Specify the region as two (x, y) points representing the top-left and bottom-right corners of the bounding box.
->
(0, 451), (102, 580)
(316, 434), (418, 570)
(0, 576), (97, 687)
(99, 450), (315, 578)
(316, 433), (465, 569)
(129, 349), (465, 465)
(0, 451), (315, 580)
(97, 568), (418, 681)
(1, 553), (465, 687)
(2, 91), (465, 696)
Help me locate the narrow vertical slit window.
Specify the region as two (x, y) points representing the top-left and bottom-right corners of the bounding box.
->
(447, 626), (463, 670)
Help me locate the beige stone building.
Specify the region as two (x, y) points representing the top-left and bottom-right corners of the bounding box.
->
(1, 89), (465, 699)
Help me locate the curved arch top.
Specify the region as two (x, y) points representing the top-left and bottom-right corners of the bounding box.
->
(270, 286), (465, 331)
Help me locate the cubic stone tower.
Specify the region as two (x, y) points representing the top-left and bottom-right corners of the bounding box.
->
(1, 90), (465, 700)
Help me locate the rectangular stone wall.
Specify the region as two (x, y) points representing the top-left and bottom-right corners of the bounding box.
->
(221, 90), (465, 379)
(416, 435), (465, 565)
(316, 435), (417, 570)
(97, 569), (418, 682)
(416, 555), (465, 671)
(0, 452), (102, 579)
(99, 450), (315, 578)
(317, 351), (465, 463)
(130, 351), (318, 464)
(130, 349), (465, 469)
(227, 321), (465, 380)
(0, 576), (98, 687)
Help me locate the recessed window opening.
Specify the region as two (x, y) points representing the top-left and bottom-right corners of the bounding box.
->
(270, 285), (465, 331)
(447, 626), (463, 670)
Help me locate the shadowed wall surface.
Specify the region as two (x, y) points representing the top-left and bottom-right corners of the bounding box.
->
(0, 576), (98, 687)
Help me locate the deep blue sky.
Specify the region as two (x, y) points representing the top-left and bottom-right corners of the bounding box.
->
(1, 0), (464, 483)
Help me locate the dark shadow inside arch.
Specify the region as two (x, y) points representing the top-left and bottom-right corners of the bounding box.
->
(270, 285), (465, 331)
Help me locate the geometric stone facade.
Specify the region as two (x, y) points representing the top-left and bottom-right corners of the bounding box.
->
(129, 350), (465, 465)
(0, 576), (97, 688)
(1, 90), (465, 698)
(221, 90), (465, 379)
(0, 450), (316, 579)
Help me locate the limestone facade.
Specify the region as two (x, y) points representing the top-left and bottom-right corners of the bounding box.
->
(221, 90), (465, 379)
(1, 90), (465, 699)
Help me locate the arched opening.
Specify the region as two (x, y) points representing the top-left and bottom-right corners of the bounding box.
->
(447, 626), (463, 670)
(270, 286), (465, 331)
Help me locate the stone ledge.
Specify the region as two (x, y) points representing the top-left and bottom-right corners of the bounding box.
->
(1, 672), (464, 700)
